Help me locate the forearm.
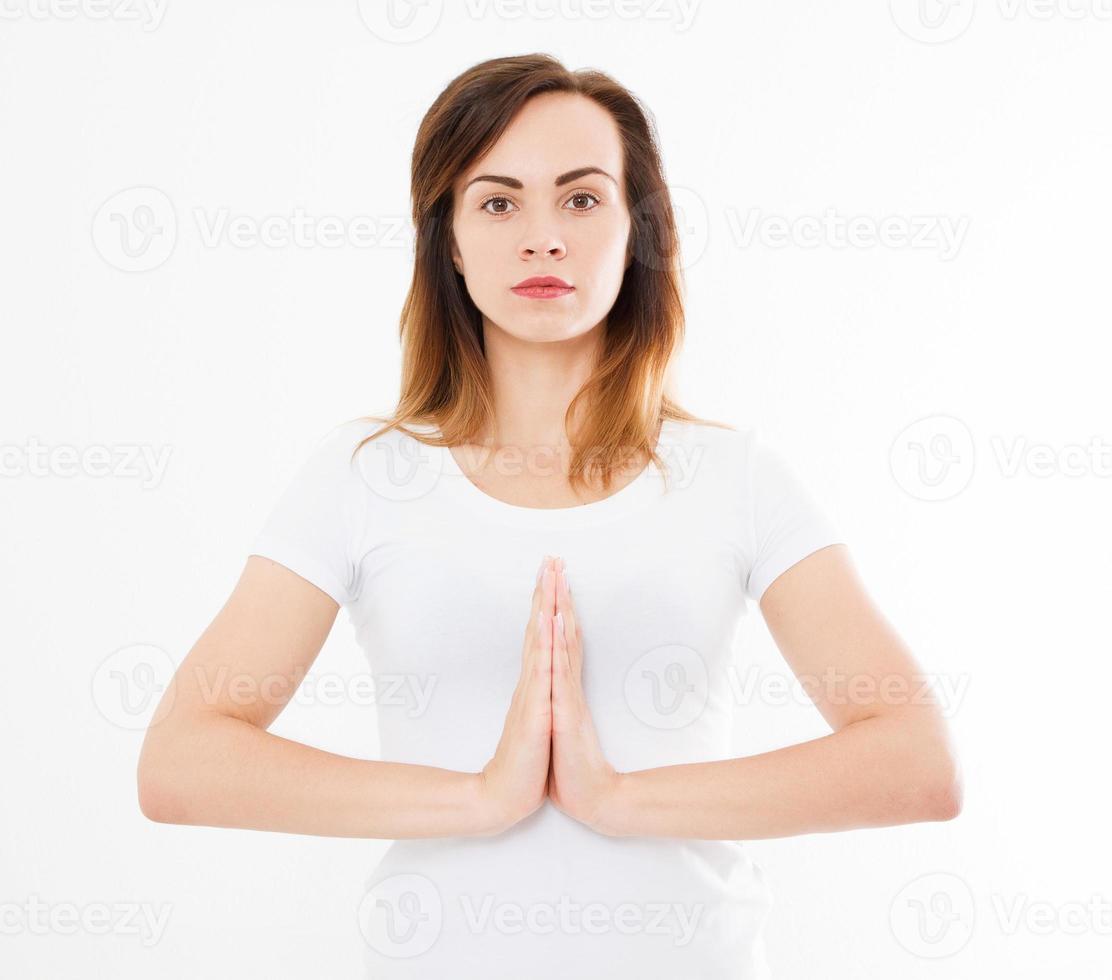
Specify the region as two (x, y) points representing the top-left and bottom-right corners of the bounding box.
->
(137, 711), (496, 839)
(601, 709), (961, 839)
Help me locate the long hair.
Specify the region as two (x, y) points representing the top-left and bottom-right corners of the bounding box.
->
(347, 52), (732, 494)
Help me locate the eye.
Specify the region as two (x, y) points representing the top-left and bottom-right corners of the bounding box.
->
(477, 190), (604, 216)
(479, 195), (518, 216)
(564, 190), (602, 212)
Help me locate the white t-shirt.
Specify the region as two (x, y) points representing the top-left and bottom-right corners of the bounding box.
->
(248, 416), (843, 979)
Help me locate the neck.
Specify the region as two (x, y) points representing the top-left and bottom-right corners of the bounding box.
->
(477, 315), (605, 451)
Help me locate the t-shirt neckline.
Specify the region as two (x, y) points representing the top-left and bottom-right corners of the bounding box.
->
(432, 420), (676, 528)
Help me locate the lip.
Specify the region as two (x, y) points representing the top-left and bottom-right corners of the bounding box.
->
(511, 275), (575, 299)
(513, 275), (572, 288)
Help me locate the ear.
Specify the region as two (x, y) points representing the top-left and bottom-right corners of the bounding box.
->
(450, 235), (463, 275)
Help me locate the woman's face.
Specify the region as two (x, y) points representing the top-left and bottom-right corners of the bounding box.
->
(450, 92), (632, 343)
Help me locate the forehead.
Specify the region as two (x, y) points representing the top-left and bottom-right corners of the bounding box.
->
(456, 93), (624, 191)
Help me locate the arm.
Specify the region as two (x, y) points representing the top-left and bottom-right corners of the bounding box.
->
(597, 544), (963, 839)
(136, 556), (500, 839)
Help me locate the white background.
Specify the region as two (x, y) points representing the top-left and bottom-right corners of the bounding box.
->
(2, 1), (1110, 976)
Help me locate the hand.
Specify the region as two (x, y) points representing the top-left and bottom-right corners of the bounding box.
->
(546, 557), (623, 834)
(477, 556), (555, 834)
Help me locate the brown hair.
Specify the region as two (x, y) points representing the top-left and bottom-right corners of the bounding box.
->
(347, 52), (732, 494)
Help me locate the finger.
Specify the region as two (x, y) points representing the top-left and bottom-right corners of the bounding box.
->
(529, 554), (553, 617)
(517, 604), (551, 731)
(546, 553), (558, 618)
(533, 606), (553, 707)
(538, 609), (556, 729)
(556, 562), (582, 686)
(551, 606), (574, 726)
(522, 556), (552, 668)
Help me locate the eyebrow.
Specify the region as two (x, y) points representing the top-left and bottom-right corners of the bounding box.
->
(463, 166), (617, 192)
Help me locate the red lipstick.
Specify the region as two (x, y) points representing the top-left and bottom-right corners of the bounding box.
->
(511, 275), (575, 299)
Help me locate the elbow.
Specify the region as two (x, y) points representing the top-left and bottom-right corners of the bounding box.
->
(924, 751), (964, 822)
(137, 777), (173, 824)
(136, 737), (184, 825)
(137, 787), (168, 824)
(899, 711), (963, 822)
(136, 761), (171, 823)
(925, 779), (962, 822)
(884, 712), (964, 823)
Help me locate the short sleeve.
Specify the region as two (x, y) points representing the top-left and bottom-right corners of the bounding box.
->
(248, 422), (370, 607)
(742, 430), (844, 604)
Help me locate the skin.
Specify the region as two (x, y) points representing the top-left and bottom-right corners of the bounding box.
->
(545, 555), (621, 831)
(136, 92), (962, 841)
(448, 90), (632, 476)
(544, 548), (965, 838)
(448, 92), (962, 835)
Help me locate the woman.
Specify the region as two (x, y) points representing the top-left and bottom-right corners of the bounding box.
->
(137, 53), (962, 979)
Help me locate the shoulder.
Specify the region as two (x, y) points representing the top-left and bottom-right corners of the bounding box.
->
(663, 419), (824, 519)
(317, 416), (396, 456)
(664, 417), (755, 449)
(322, 418), (447, 507)
(669, 420), (807, 475)
(662, 418), (756, 481)
(304, 417), (428, 477)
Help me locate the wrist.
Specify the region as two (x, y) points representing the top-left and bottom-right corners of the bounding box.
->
(590, 770), (630, 837)
(470, 770), (513, 837)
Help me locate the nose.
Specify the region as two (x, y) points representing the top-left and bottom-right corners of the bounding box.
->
(519, 236), (566, 261)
